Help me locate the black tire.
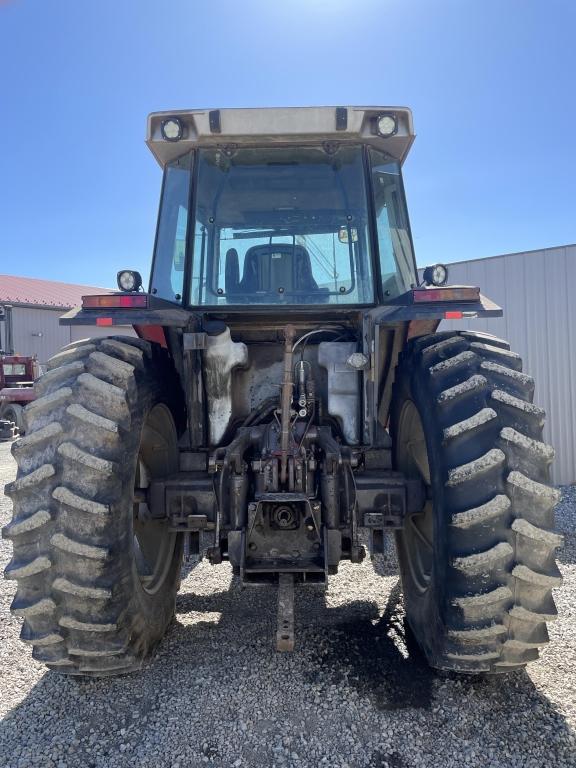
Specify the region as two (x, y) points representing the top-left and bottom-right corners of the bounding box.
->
(2, 403), (24, 433)
(390, 330), (563, 673)
(3, 337), (186, 675)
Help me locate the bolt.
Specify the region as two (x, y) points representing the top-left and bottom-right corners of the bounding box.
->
(248, 542), (257, 551)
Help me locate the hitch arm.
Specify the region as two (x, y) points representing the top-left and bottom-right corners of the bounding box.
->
(276, 573), (295, 652)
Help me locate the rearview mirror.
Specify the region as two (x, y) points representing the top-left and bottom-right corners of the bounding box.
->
(338, 226), (358, 244)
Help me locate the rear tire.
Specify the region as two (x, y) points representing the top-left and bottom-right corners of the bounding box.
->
(390, 331), (563, 673)
(3, 337), (185, 675)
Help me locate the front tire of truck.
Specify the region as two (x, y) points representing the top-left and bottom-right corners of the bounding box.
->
(390, 331), (563, 673)
(1, 403), (24, 433)
(3, 337), (185, 675)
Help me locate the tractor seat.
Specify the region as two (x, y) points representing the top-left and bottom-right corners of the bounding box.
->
(239, 244), (322, 295)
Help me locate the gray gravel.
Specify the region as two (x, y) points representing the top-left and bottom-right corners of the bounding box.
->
(1, 439), (575, 768)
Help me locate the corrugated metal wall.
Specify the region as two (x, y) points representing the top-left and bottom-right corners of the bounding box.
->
(6, 306), (136, 368)
(438, 244), (576, 484)
(11, 307), (69, 365)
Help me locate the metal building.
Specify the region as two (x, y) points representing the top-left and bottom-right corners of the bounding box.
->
(437, 243), (576, 484)
(0, 275), (135, 368)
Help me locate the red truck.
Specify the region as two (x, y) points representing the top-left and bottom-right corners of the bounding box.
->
(0, 354), (38, 438)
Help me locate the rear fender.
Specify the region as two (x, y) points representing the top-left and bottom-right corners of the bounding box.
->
(59, 295), (192, 352)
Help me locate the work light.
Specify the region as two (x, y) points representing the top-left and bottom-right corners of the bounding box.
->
(161, 117), (183, 142)
(376, 114), (397, 137)
(117, 270), (143, 292)
(422, 264), (449, 287)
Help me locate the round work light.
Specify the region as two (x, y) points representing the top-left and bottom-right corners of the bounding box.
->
(117, 270), (143, 292)
(423, 264), (449, 287)
(161, 117), (183, 142)
(376, 114), (397, 137)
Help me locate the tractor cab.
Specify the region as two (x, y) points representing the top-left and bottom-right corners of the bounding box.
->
(146, 109), (417, 311)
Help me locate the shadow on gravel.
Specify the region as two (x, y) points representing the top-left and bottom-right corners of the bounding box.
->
(302, 581), (435, 712)
(368, 750), (408, 768)
(177, 575), (433, 712)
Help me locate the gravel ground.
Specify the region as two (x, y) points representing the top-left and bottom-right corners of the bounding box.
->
(0, 440), (575, 768)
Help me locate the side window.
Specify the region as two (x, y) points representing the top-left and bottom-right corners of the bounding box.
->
(369, 149), (416, 298)
(150, 153), (193, 302)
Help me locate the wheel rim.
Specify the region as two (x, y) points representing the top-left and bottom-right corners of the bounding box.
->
(396, 400), (433, 596)
(133, 403), (178, 595)
(5, 407), (19, 426)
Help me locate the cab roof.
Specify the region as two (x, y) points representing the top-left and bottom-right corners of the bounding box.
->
(146, 106), (415, 168)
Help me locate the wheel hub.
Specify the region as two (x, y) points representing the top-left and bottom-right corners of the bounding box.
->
(396, 400), (433, 595)
(133, 404), (179, 595)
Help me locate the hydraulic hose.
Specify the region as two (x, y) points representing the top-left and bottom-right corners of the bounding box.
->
(280, 325), (296, 485)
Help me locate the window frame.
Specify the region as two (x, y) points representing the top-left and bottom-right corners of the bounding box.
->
(208, 228), (359, 301)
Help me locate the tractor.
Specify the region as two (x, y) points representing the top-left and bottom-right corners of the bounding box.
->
(3, 106), (562, 676)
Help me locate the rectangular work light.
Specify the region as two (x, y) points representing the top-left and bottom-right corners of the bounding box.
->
(412, 286), (480, 303)
(82, 294), (149, 309)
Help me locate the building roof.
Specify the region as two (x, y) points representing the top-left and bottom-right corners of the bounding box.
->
(0, 274), (112, 310)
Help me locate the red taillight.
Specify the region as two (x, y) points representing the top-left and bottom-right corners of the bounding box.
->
(82, 294), (148, 309)
(445, 311), (464, 320)
(412, 286), (480, 303)
(96, 317), (113, 326)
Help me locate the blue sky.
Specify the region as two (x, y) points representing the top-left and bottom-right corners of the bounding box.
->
(0, 0), (574, 288)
